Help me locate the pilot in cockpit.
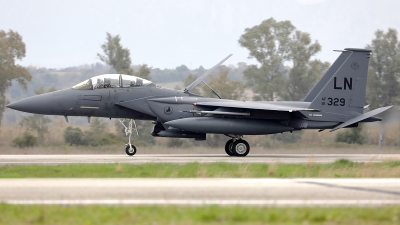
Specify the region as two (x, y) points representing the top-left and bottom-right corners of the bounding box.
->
(72, 74), (153, 90)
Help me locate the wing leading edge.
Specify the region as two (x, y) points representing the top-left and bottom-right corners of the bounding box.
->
(194, 100), (317, 112)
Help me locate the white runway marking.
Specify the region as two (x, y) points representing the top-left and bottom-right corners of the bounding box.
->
(1, 154), (399, 165)
(7, 199), (400, 206)
(1, 178), (400, 206)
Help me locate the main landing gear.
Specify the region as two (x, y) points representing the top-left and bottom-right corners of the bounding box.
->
(225, 137), (250, 157)
(119, 119), (139, 156)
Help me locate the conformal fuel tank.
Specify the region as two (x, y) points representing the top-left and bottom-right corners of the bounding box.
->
(165, 117), (293, 135)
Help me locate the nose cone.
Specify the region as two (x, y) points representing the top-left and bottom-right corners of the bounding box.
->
(6, 92), (53, 115)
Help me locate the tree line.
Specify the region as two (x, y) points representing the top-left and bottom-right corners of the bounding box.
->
(92, 17), (400, 109)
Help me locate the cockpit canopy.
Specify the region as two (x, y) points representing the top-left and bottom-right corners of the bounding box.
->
(72, 74), (153, 90)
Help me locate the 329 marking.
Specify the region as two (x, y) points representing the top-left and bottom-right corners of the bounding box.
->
(322, 97), (345, 106)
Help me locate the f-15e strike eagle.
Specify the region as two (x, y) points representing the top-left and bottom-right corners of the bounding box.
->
(7, 48), (392, 157)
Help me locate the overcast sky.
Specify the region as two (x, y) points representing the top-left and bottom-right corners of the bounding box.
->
(1, 0), (399, 70)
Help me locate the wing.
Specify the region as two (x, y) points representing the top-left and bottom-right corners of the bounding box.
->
(146, 97), (317, 121)
(194, 100), (317, 112)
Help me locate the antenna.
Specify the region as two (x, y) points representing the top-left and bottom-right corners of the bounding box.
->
(202, 81), (222, 99)
(184, 54), (232, 93)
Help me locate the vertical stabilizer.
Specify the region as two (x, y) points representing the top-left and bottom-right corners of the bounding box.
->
(309, 48), (372, 115)
(303, 50), (352, 102)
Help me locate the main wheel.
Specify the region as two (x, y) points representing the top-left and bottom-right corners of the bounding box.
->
(231, 140), (250, 157)
(225, 140), (235, 156)
(125, 144), (137, 156)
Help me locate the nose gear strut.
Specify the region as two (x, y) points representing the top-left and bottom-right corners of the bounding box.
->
(118, 119), (139, 156)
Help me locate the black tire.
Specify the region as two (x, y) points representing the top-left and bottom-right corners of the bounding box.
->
(231, 140), (250, 157)
(125, 145), (137, 156)
(225, 140), (235, 156)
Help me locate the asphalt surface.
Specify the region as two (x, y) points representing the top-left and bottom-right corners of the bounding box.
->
(1, 178), (400, 206)
(1, 154), (400, 165)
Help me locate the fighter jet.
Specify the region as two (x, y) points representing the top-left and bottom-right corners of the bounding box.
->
(7, 48), (392, 157)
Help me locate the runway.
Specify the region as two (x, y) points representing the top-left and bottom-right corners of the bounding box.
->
(1, 178), (400, 206)
(1, 154), (400, 165)
(2, 155), (400, 206)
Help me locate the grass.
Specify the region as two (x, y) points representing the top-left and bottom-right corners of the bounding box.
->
(1, 159), (400, 178)
(0, 204), (399, 224)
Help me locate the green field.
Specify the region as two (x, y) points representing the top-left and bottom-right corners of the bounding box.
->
(1, 159), (400, 178)
(0, 204), (399, 225)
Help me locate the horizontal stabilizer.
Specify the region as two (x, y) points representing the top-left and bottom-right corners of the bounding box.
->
(330, 106), (392, 132)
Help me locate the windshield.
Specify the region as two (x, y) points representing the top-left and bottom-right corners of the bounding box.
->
(72, 74), (153, 90)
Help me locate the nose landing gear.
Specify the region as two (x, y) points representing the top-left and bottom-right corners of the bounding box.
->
(125, 144), (137, 156)
(119, 119), (139, 156)
(225, 136), (250, 157)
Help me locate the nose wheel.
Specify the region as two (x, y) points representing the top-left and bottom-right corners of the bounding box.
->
(125, 144), (137, 156)
(225, 139), (250, 157)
